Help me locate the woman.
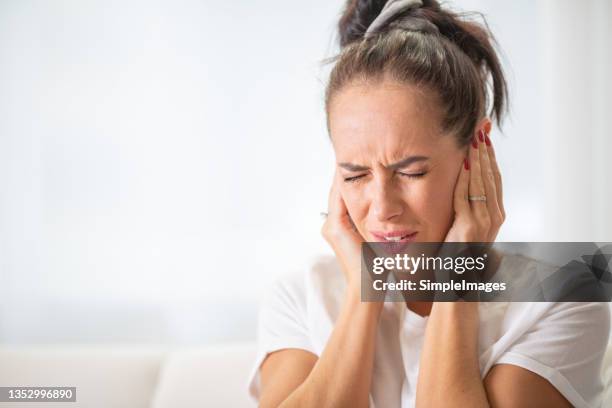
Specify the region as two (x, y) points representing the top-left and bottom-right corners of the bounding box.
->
(248, 0), (610, 406)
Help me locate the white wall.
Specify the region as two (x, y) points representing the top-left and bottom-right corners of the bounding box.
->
(0, 0), (610, 344)
(537, 0), (612, 241)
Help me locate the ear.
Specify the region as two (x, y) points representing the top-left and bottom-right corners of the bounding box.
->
(477, 117), (492, 136)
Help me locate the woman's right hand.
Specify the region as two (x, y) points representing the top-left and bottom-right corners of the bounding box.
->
(321, 170), (365, 295)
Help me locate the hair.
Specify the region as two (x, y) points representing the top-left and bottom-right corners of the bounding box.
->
(326, 0), (508, 146)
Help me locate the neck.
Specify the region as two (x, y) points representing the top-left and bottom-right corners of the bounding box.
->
(406, 301), (432, 317)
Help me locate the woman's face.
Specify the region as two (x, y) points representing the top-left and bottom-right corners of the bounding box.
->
(328, 80), (467, 243)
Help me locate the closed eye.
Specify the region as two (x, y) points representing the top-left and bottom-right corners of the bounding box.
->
(343, 174), (367, 183)
(345, 172), (426, 183)
(398, 171), (427, 179)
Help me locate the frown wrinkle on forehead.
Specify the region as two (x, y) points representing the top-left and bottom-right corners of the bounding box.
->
(338, 155), (430, 172)
(328, 81), (449, 168)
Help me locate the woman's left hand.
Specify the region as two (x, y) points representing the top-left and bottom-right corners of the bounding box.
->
(419, 129), (506, 408)
(444, 129), (505, 243)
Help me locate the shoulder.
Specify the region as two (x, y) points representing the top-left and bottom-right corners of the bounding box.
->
(490, 301), (610, 408)
(506, 300), (611, 352)
(534, 301), (610, 349)
(264, 254), (345, 309)
(483, 254), (611, 407)
(495, 253), (610, 356)
(259, 254), (345, 324)
(489, 301), (610, 406)
(249, 255), (342, 401)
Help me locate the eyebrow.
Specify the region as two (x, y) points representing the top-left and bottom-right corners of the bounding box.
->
(338, 155), (429, 172)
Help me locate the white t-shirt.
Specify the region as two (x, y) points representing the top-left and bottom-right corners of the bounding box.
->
(247, 253), (611, 407)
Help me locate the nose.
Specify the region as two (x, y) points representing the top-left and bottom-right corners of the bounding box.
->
(371, 177), (403, 222)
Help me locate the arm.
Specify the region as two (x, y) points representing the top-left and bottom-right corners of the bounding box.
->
(416, 302), (487, 407)
(416, 302), (572, 408)
(260, 292), (382, 408)
(484, 364), (572, 408)
(259, 170), (382, 408)
(416, 129), (572, 407)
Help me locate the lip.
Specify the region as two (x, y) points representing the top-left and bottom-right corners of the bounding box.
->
(370, 230), (419, 242)
(369, 231), (419, 257)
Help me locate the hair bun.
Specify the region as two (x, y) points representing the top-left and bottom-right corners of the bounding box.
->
(365, 0), (440, 39)
(335, 0), (507, 124)
(338, 0), (387, 48)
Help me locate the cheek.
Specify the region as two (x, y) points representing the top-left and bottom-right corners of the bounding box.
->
(340, 185), (371, 235)
(340, 185), (367, 218)
(402, 175), (456, 231)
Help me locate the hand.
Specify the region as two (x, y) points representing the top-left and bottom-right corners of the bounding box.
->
(445, 129), (505, 243)
(321, 170), (366, 294)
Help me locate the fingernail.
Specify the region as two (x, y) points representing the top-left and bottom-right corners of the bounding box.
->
(485, 134), (491, 146)
(472, 137), (478, 149)
(464, 158), (470, 170)
(478, 130), (484, 143)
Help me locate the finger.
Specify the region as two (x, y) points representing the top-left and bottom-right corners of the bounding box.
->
(326, 170), (341, 218)
(469, 134), (490, 238)
(453, 157), (471, 217)
(323, 171), (365, 284)
(327, 170), (358, 234)
(478, 130), (502, 223)
(485, 132), (505, 219)
(469, 135), (486, 205)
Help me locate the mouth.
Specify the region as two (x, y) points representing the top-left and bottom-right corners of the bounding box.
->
(370, 231), (418, 243)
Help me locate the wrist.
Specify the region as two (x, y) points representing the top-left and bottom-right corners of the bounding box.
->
(431, 301), (480, 330)
(344, 287), (385, 316)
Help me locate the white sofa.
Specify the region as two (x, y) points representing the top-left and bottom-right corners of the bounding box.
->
(1, 342), (612, 407)
(0, 343), (257, 408)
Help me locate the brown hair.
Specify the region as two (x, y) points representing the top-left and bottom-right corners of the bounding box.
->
(326, 0), (508, 146)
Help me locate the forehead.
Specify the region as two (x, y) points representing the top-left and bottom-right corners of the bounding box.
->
(328, 80), (449, 161)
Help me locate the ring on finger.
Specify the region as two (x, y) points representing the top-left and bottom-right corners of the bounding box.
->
(468, 195), (487, 202)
